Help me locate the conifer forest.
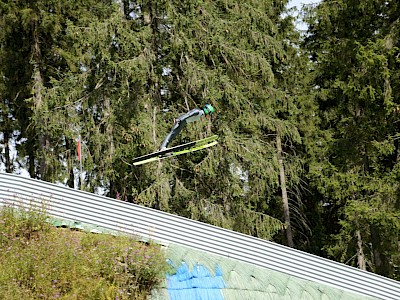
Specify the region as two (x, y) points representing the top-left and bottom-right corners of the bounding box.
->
(1, 0), (399, 280)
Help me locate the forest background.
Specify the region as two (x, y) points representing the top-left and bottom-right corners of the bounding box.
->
(0, 0), (399, 281)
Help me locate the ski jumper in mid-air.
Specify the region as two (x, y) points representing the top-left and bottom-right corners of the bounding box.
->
(159, 104), (215, 151)
(128, 104), (217, 166)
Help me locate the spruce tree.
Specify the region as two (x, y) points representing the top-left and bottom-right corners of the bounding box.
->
(1, 0), (315, 245)
(0, 0), (118, 182)
(40, 1), (157, 193)
(304, 0), (400, 278)
(126, 0), (314, 242)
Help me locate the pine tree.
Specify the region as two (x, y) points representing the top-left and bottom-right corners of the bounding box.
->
(125, 0), (314, 242)
(0, 0), (118, 182)
(304, 0), (400, 278)
(1, 0), (315, 245)
(0, 1), (33, 174)
(40, 1), (158, 193)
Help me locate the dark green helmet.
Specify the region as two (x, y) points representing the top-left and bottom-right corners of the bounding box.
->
(203, 104), (215, 115)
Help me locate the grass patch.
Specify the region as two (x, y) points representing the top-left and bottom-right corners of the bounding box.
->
(0, 204), (169, 299)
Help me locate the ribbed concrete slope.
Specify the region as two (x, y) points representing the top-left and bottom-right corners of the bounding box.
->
(153, 244), (377, 300)
(0, 173), (399, 299)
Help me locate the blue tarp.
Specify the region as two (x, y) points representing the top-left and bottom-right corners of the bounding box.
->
(167, 261), (226, 300)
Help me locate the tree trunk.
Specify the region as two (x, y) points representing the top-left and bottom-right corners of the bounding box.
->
(276, 129), (294, 247)
(65, 138), (75, 188)
(152, 106), (161, 210)
(2, 101), (12, 173)
(370, 224), (392, 277)
(355, 229), (366, 270)
(121, 0), (130, 19)
(104, 96), (115, 197)
(3, 129), (12, 173)
(32, 23), (47, 179)
(27, 138), (36, 178)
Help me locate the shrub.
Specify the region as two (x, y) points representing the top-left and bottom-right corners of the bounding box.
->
(0, 204), (168, 299)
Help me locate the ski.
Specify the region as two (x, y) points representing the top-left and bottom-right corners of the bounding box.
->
(130, 135), (218, 166)
(133, 140), (218, 166)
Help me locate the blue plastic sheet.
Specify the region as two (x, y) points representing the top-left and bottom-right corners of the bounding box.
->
(167, 261), (225, 300)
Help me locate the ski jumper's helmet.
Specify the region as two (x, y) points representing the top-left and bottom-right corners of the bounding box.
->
(203, 104), (215, 115)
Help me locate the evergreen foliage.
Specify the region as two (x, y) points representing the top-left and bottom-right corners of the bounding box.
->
(132, 0), (310, 242)
(2, 0), (399, 281)
(304, 0), (400, 278)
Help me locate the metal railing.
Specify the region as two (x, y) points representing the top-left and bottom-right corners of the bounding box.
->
(0, 173), (399, 299)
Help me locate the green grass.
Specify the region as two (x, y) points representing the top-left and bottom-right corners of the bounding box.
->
(0, 205), (169, 300)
